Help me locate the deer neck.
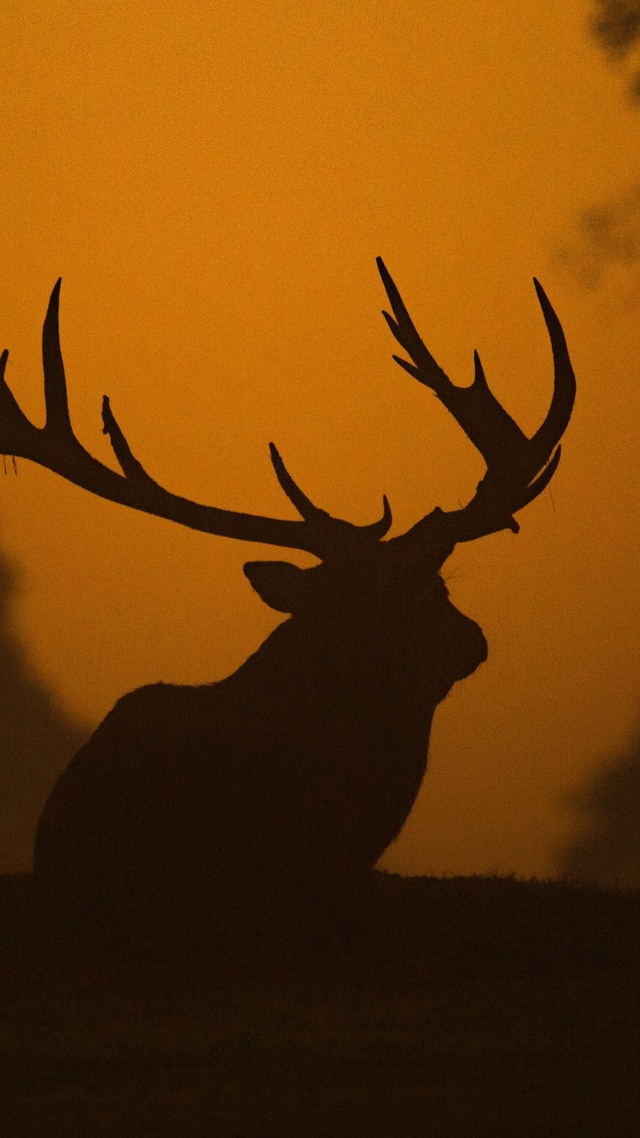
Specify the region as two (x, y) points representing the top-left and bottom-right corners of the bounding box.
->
(230, 613), (441, 745)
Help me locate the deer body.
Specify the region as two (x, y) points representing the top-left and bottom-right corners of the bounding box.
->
(0, 258), (574, 940)
(34, 557), (487, 924)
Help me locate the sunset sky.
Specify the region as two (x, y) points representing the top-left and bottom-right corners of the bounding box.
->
(1, 0), (639, 878)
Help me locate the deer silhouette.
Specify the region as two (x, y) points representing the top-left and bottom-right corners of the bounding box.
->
(0, 259), (575, 943)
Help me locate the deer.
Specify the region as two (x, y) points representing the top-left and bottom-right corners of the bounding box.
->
(0, 259), (575, 948)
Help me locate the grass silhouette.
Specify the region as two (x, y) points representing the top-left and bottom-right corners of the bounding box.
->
(1, 870), (638, 1136)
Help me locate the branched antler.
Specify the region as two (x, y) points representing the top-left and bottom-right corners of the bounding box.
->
(376, 258), (575, 552)
(0, 264), (574, 569)
(0, 280), (391, 557)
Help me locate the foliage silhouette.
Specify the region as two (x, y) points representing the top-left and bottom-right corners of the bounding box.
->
(0, 260), (575, 952)
(591, 0), (640, 98)
(555, 4), (640, 287)
(557, 716), (640, 887)
(0, 540), (86, 873)
(557, 180), (640, 288)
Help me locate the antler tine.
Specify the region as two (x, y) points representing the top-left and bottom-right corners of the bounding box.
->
(0, 281), (392, 558)
(376, 257), (452, 394)
(377, 257), (536, 474)
(42, 278), (74, 436)
(529, 279), (576, 466)
(269, 443), (328, 521)
(101, 396), (159, 485)
(0, 349), (39, 456)
(269, 442), (392, 543)
(376, 259), (575, 553)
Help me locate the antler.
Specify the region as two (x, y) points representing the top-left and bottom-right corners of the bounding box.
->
(0, 268), (574, 566)
(376, 258), (575, 558)
(0, 280), (391, 557)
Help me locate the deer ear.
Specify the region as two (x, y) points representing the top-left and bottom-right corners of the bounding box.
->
(243, 560), (313, 613)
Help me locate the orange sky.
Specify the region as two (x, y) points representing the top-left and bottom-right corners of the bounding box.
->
(1, 0), (639, 877)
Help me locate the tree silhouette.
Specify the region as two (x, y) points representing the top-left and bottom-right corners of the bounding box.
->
(591, 0), (640, 97)
(555, 4), (640, 285)
(558, 181), (640, 288)
(553, 6), (640, 886)
(0, 533), (87, 872)
(557, 721), (640, 888)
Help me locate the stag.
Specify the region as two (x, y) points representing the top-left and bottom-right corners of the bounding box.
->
(0, 260), (574, 943)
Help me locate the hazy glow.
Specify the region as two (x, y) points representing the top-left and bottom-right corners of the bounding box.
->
(1, 0), (639, 876)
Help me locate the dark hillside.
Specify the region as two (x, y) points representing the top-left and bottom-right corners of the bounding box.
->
(1, 871), (638, 1137)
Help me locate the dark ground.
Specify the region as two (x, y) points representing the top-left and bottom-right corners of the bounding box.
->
(1, 871), (638, 1137)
